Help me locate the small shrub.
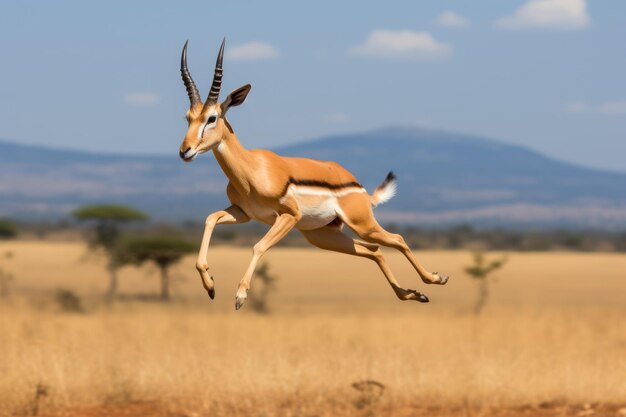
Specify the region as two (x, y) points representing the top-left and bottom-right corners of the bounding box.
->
(103, 380), (134, 405)
(0, 251), (14, 298)
(352, 380), (386, 414)
(248, 262), (278, 314)
(55, 289), (84, 313)
(465, 252), (507, 315)
(0, 270), (13, 298)
(29, 383), (49, 416)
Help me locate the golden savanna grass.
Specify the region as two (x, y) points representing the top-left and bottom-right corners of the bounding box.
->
(1, 241), (626, 416)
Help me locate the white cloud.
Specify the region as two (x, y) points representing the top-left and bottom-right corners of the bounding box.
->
(437, 11), (471, 28)
(325, 112), (349, 123)
(350, 30), (452, 61)
(495, 0), (590, 31)
(564, 101), (588, 113)
(228, 42), (279, 61)
(564, 101), (626, 115)
(124, 92), (160, 106)
(599, 101), (626, 114)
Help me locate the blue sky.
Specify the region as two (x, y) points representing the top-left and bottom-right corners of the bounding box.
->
(0, 0), (625, 171)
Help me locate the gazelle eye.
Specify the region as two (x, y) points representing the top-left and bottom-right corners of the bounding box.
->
(200, 114), (218, 138)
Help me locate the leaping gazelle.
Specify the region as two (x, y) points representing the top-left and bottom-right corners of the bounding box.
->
(178, 39), (449, 309)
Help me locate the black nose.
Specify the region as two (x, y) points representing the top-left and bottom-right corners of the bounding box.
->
(179, 147), (191, 159)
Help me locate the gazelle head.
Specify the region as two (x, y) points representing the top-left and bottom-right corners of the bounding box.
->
(179, 39), (251, 162)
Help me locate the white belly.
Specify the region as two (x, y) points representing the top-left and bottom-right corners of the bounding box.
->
(296, 196), (339, 230)
(285, 185), (367, 231)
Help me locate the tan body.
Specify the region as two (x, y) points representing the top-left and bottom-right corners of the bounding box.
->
(217, 142), (361, 229)
(178, 40), (448, 309)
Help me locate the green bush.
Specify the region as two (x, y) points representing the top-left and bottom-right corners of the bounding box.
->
(0, 219), (18, 239)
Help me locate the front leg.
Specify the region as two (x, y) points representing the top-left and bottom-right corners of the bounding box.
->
(235, 213), (298, 310)
(196, 205), (249, 299)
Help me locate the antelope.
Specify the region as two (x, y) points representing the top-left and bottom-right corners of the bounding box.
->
(178, 39), (449, 310)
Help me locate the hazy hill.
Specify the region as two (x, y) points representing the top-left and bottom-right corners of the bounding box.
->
(1, 127), (625, 227)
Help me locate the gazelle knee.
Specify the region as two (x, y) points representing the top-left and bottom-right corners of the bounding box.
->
(360, 229), (383, 243)
(369, 247), (384, 263)
(195, 261), (208, 273)
(392, 234), (410, 251)
(252, 243), (266, 259)
(205, 212), (222, 226)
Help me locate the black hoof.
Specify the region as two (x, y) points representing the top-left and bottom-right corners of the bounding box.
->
(430, 272), (449, 285)
(235, 297), (245, 310)
(208, 288), (215, 300)
(400, 289), (429, 303)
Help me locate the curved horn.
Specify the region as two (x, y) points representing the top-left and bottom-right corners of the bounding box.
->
(205, 38), (225, 106)
(180, 40), (201, 106)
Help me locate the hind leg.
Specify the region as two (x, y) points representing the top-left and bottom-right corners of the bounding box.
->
(358, 224), (448, 285)
(301, 225), (428, 302)
(337, 194), (449, 285)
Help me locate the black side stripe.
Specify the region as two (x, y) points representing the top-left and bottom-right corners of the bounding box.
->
(280, 177), (363, 196)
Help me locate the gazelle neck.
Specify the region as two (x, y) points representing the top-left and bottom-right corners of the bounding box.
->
(212, 121), (254, 193)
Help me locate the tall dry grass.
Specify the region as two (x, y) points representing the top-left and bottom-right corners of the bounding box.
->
(2, 306), (625, 416)
(0, 242), (625, 416)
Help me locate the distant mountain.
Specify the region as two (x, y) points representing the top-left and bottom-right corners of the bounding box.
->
(1, 127), (625, 228)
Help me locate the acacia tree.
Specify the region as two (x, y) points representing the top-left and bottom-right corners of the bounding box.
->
(0, 219), (17, 299)
(116, 235), (196, 301)
(0, 219), (18, 240)
(72, 205), (148, 299)
(464, 252), (507, 315)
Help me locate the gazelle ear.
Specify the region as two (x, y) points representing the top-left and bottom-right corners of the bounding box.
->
(221, 84), (251, 115)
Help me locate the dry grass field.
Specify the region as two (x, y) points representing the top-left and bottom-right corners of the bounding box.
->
(1, 241), (625, 417)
